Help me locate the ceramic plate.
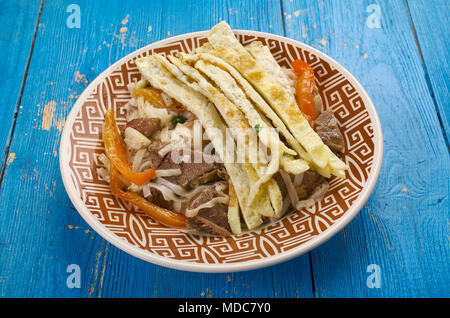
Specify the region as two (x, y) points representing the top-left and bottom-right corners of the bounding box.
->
(59, 30), (383, 272)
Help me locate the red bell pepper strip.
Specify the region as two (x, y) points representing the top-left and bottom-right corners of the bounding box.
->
(291, 59), (318, 127)
(103, 108), (155, 186)
(109, 165), (187, 228)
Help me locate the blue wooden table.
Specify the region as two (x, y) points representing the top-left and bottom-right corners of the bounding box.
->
(0, 0), (448, 298)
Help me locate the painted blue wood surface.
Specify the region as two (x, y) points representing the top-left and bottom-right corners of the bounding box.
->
(0, 0), (448, 298)
(282, 0), (449, 297)
(0, 0), (42, 176)
(406, 0), (450, 142)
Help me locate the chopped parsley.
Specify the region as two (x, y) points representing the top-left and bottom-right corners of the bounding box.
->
(254, 124), (261, 134)
(171, 115), (187, 124)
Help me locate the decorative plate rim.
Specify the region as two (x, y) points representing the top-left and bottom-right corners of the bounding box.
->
(59, 29), (383, 273)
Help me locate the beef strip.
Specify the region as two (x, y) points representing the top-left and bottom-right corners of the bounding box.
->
(189, 189), (220, 210)
(164, 156), (225, 189)
(126, 118), (161, 138)
(187, 189), (231, 236)
(295, 171), (326, 200)
(149, 145), (227, 189)
(148, 143), (166, 168)
(147, 187), (173, 210)
(189, 169), (228, 188)
(146, 144), (230, 233)
(314, 110), (345, 153)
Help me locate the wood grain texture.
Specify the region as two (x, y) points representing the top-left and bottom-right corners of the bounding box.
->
(282, 0), (449, 297)
(0, 0), (313, 298)
(406, 0), (450, 142)
(0, 0), (42, 175)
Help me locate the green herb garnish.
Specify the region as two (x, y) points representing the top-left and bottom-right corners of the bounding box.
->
(171, 115), (187, 124)
(254, 124), (261, 134)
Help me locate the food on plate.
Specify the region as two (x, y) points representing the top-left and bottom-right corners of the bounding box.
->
(97, 21), (347, 236)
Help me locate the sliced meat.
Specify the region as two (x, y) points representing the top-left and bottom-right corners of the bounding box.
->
(147, 187), (173, 211)
(167, 156), (226, 189)
(187, 189), (231, 236)
(148, 143), (166, 168)
(188, 207), (231, 237)
(295, 171), (325, 200)
(149, 146), (227, 188)
(189, 169), (228, 188)
(127, 118), (161, 138)
(302, 171), (326, 193)
(189, 189), (221, 209)
(315, 110), (345, 153)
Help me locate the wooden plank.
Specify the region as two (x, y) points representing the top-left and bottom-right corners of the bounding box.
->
(0, 0), (313, 297)
(406, 0), (450, 142)
(0, 0), (42, 174)
(98, 257), (310, 298)
(282, 0), (449, 297)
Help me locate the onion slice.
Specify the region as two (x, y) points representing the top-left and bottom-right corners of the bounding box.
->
(155, 168), (182, 177)
(279, 170), (299, 210)
(185, 195), (229, 218)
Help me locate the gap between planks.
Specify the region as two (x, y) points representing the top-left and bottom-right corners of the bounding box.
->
(279, 0), (287, 36)
(403, 0), (450, 152)
(0, 0), (45, 187)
